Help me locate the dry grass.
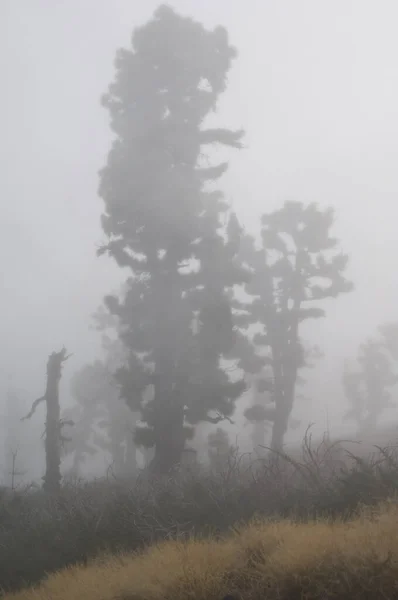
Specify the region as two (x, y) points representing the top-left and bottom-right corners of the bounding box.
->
(4, 435), (398, 595)
(5, 498), (398, 600)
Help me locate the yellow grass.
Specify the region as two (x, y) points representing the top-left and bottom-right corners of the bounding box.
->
(5, 499), (398, 600)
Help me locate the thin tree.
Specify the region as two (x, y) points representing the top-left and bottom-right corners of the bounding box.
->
(8, 448), (26, 492)
(21, 347), (72, 493)
(3, 382), (24, 486)
(98, 6), (247, 473)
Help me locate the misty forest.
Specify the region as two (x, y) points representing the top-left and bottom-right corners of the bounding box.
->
(3, 4), (398, 599)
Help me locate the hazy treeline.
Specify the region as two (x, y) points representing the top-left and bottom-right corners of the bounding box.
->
(3, 5), (398, 487)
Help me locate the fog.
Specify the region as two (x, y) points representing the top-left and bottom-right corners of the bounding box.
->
(2, 0), (398, 479)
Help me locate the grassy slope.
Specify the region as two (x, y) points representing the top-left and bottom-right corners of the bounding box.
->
(5, 498), (398, 600)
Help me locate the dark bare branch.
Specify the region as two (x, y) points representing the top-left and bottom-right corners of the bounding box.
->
(206, 412), (235, 425)
(21, 396), (45, 421)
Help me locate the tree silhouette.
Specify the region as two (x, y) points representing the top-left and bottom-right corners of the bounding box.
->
(98, 6), (248, 473)
(343, 322), (398, 435)
(63, 338), (138, 477)
(21, 348), (72, 493)
(240, 201), (352, 450)
(62, 362), (110, 476)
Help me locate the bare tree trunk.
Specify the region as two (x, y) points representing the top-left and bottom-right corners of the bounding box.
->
(22, 347), (71, 494)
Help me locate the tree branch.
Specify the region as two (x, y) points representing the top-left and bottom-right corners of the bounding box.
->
(206, 411), (235, 425)
(21, 396), (45, 421)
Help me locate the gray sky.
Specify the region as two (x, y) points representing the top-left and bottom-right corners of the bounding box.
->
(2, 0), (398, 449)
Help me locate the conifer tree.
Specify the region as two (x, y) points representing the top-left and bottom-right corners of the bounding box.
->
(98, 6), (247, 473)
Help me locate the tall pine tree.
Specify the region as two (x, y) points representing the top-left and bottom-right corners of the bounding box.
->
(98, 6), (247, 473)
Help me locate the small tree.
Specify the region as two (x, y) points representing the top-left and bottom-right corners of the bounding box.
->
(62, 363), (108, 476)
(7, 448), (27, 492)
(343, 322), (398, 435)
(21, 348), (72, 494)
(3, 385), (24, 487)
(63, 339), (139, 478)
(92, 360), (138, 478)
(98, 5), (247, 473)
(240, 201), (352, 450)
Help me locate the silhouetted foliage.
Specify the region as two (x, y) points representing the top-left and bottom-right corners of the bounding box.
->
(343, 322), (398, 435)
(62, 363), (105, 475)
(97, 5), (248, 473)
(63, 358), (138, 478)
(239, 201), (353, 450)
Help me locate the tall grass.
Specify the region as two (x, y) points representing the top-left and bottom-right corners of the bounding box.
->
(2, 431), (398, 595)
(5, 499), (398, 599)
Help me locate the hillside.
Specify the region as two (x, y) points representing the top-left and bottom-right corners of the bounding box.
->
(5, 498), (398, 600)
